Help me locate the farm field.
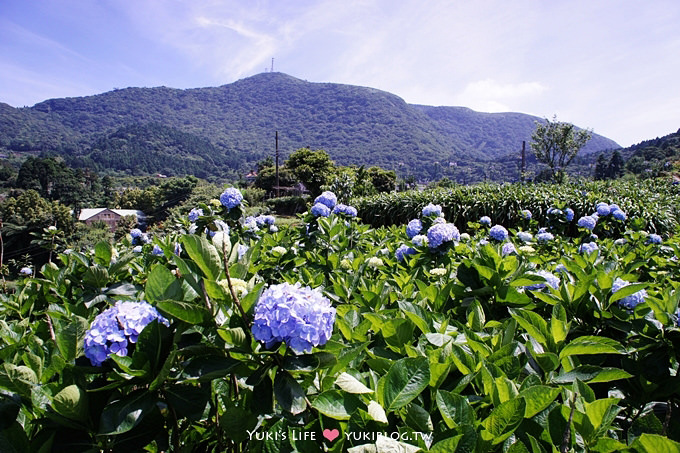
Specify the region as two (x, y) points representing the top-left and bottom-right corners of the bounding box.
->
(2, 182), (680, 452)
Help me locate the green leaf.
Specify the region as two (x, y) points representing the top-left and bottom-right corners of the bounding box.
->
(519, 385), (561, 418)
(180, 235), (222, 280)
(274, 370), (307, 415)
(0, 395), (21, 430)
(52, 385), (88, 422)
(82, 265), (109, 288)
(551, 366), (632, 384)
(633, 433), (680, 453)
(404, 403), (433, 432)
(559, 336), (626, 360)
(509, 308), (548, 347)
(367, 400), (388, 424)
(482, 397), (526, 444)
(156, 299), (208, 324)
(94, 241), (112, 266)
(436, 390), (475, 429)
(145, 265), (182, 302)
(609, 283), (647, 304)
(0, 364), (37, 398)
(550, 304), (568, 345)
(99, 391), (156, 435)
(311, 390), (363, 420)
(54, 316), (89, 363)
(335, 372), (373, 394)
(182, 355), (241, 382)
(381, 357), (430, 412)
(164, 384), (211, 421)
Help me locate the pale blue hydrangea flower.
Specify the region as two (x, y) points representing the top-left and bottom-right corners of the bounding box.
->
(270, 225), (278, 233)
(536, 232), (554, 242)
(174, 242), (182, 256)
(84, 301), (169, 366)
(152, 245), (164, 256)
(520, 210), (532, 220)
(565, 208), (575, 222)
(433, 217), (446, 225)
(396, 244), (416, 262)
(220, 187), (243, 209)
(314, 191), (337, 209)
(647, 234), (662, 244)
(479, 239), (489, 245)
(427, 223), (460, 249)
(614, 238), (627, 245)
(548, 208), (562, 216)
(255, 215), (276, 226)
(188, 208), (203, 222)
(412, 234), (428, 247)
(502, 242), (516, 256)
(596, 203), (611, 216)
(479, 216), (491, 225)
(238, 244), (249, 259)
(489, 225), (509, 241)
(612, 278), (647, 310)
(332, 204), (358, 217)
(517, 231), (533, 242)
(311, 203), (331, 217)
(251, 282), (336, 354)
(577, 216), (597, 230)
(579, 242), (599, 254)
(612, 209), (627, 221)
(19, 267), (32, 275)
(525, 270), (560, 290)
(140, 233), (151, 244)
(133, 245), (143, 253)
(422, 203), (443, 217)
(555, 264), (568, 274)
(130, 228), (142, 239)
(406, 219), (423, 239)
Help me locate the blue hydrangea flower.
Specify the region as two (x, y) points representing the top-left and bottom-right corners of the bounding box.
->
(238, 244), (249, 259)
(579, 242), (599, 254)
(188, 208), (203, 222)
(174, 242), (182, 256)
(220, 187), (243, 209)
(536, 232), (554, 242)
(396, 244), (416, 262)
(255, 215), (276, 226)
(520, 210), (532, 220)
(538, 227), (549, 234)
(140, 233), (151, 244)
(427, 223), (460, 249)
(609, 203), (621, 211)
(517, 231), (533, 242)
(577, 216), (597, 230)
(596, 203), (611, 216)
(133, 245), (143, 253)
(406, 219), (423, 239)
(412, 234), (428, 247)
(251, 282), (336, 354)
(489, 225), (509, 241)
(84, 301), (169, 366)
(612, 209), (627, 221)
(332, 204), (358, 217)
(555, 264), (568, 274)
(152, 245), (164, 256)
(311, 203), (331, 217)
(502, 242), (516, 256)
(422, 203), (443, 217)
(548, 208), (562, 216)
(612, 278), (647, 310)
(479, 216), (491, 225)
(565, 208), (574, 222)
(130, 228), (142, 239)
(647, 234), (662, 244)
(19, 267), (32, 275)
(314, 191), (337, 209)
(525, 270), (560, 291)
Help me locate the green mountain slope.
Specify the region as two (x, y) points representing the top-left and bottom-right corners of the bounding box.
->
(0, 72), (620, 181)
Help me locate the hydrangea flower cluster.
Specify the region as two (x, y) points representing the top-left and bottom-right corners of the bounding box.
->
(579, 242), (599, 254)
(254, 215), (276, 227)
(314, 191), (337, 209)
(422, 203), (443, 217)
(218, 278), (250, 299)
(152, 245), (164, 256)
(84, 301), (169, 366)
(489, 225), (509, 241)
(520, 210), (532, 220)
(525, 270), (560, 291)
(188, 208), (203, 222)
(565, 208), (575, 222)
(367, 257), (384, 268)
(406, 219), (423, 239)
(479, 216), (491, 225)
(577, 215), (597, 230)
(611, 278), (647, 310)
(517, 231), (533, 242)
(427, 223), (460, 249)
(271, 246), (287, 255)
(647, 233), (662, 244)
(502, 242), (516, 256)
(251, 282), (336, 354)
(332, 204), (358, 217)
(536, 231), (554, 242)
(429, 268), (447, 277)
(396, 244), (416, 262)
(596, 202), (611, 216)
(220, 187), (243, 209)
(130, 228), (142, 239)
(412, 234), (428, 247)
(311, 203), (331, 217)
(237, 244), (249, 259)
(19, 267), (32, 275)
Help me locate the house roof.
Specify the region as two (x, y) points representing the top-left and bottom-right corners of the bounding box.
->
(78, 208), (146, 221)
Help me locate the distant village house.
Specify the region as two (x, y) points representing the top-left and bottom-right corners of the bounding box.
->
(78, 208), (146, 230)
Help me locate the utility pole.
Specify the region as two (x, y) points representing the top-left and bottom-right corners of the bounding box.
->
(520, 140), (526, 183)
(271, 58), (274, 73)
(275, 131), (280, 197)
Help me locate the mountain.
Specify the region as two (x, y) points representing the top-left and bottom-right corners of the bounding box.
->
(0, 72), (620, 181)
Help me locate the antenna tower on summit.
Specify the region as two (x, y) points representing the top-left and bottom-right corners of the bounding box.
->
(271, 58), (274, 72)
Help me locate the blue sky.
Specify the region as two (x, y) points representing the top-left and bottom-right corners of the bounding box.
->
(1, 0), (679, 147)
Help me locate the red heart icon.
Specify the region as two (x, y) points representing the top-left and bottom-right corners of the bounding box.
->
(323, 428), (340, 442)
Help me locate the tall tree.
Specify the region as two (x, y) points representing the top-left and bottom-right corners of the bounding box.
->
(607, 150), (625, 179)
(530, 116), (592, 183)
(594, 154), (608, 180)
(285, 148), (335, 197)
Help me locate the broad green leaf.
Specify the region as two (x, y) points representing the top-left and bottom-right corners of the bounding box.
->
(94, 241), (112, 266)
(609, 283), (647, 304)
(381, 357), (430, 412)
(52, 385), (88, 422)
(99, 391), (156, 435)
(335, 372), (373, 394)
(311, 390), (363, 420)
(633, 433), (680, 453)
(482, 397), (526, 444)
(145, 265), (182, 302)
(0, 364), (37, 398)
(274, 370), (307, 415)
(180, 235), (222, 280)
(164, 384), (211, 421)
(552, 366), (632, 384)
(367, 400), (388, 424)
(550, 304), (568, 345)
(509, 308), (548, 346)
(404, 403), (433, 432)
(436, 390), (475, 429)
(183, 355), (241, 381)
(519, 385), (561, 418)
(54, 316), (89, 363)
(559, 336), (625, 360)
(156, 299), (208, 324)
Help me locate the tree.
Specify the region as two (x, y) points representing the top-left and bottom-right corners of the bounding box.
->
(285, 148), (335, 197)
(367, 166), (396, 193)
(594, 154), (608, 180)
(607, 150), (625, 179)
(530, 116), (592, 183)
